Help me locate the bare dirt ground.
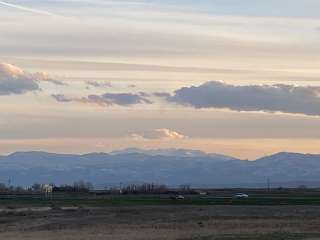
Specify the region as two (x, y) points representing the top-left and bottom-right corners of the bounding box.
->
(0, 205), (319, 240)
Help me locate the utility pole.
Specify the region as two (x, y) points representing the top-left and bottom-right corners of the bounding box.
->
(267, 178), (271, 192)
(119, 182), (122, 194)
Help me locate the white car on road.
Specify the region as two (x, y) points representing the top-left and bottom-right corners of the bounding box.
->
(234, 193), (249, 198)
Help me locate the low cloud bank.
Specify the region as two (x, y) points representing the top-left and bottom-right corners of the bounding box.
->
(51, 79), (320, 116)
(168, 81), (320, 116)
(53, 92), (152, 106)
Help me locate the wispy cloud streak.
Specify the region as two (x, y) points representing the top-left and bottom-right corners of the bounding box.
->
(0, 1), (61, 17)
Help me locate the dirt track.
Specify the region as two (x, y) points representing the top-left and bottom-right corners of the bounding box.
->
(0, 205), (319, 240)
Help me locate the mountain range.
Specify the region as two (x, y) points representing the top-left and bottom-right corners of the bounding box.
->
(1, 149), (320, 188)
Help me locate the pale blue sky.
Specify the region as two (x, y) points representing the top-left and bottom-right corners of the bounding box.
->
(6, 0), (320, 18)
(153, 0), (320, 17)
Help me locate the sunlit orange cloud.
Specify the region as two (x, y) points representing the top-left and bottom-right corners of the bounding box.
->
(1, 137), (320, 160)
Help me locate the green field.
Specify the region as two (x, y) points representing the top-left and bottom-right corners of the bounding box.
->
(2, 193), (320, 208)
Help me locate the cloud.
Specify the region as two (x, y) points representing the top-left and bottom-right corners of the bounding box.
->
(51, 80), (320, 116)
(86, 81), (112, 88)
(51, 94), (113, 107)
(0, 63), (40, 95)
(82, 93), (153, 106)
(0, 1), (61, 17)
(153, 92), (171, 98)
(132, 128), (187, 140)
(51, 94), (72, 102)
(167, 81), (320, 116)
(0, 63), (67, 96)
(32, 72), (67, 86)
(52, 92), (152, 106)
(79, 94), (112, 107)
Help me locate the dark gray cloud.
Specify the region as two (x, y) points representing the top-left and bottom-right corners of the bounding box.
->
(51, 80), (320, 116)
(86, 81), (112, 88)
(42, 78), (67, 86)
(51, 94), (72, 102)
(79, 94), (112, 106)
(53, 92), (152, 106)
(138, 92), (150, 97)
(168, 81), (320, 116)
(153, 92), (171, 98)
(0, 63), (40, 95)
(83, 93), (153, 106)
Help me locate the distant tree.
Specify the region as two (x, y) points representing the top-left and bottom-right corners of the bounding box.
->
(121, 183), (168, 194)
(0, 183), (7, 192)
(15, 186), (24, 193)
(52, 181), (93, 193)
(31, 183), (42, 192)
(73, 181), (93, 191)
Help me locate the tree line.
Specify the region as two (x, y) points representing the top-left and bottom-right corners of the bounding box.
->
(0, 181), (196, 194)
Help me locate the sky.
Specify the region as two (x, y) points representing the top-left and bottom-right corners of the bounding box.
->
(1, 0), (320, 159)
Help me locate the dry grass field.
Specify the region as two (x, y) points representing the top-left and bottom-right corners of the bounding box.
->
(0, 205), (319, 240)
